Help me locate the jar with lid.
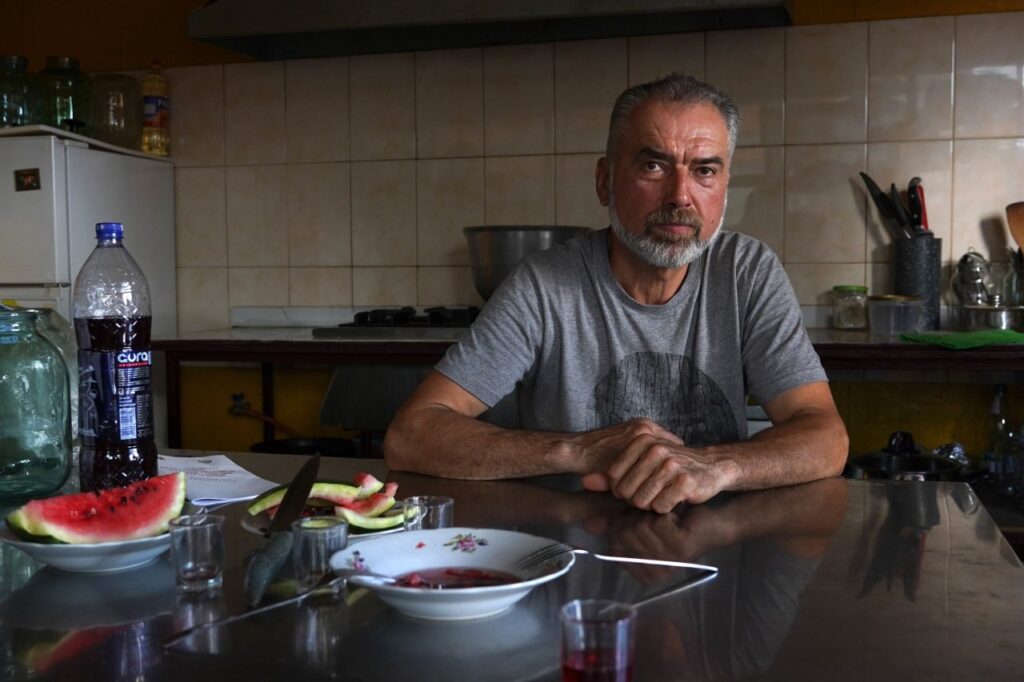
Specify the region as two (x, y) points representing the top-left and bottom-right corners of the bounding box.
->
(832, 285), (868, 329)
(0, 310), (72, 501)
(35, 56), (92, 135)
(0, 55), (34, 127)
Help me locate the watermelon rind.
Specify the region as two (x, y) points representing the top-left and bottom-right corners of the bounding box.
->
(246, 475), (385, 516)
(336, 504), (409, 530)
(334, 492), (395, 519)
(5, 472), (186, 544)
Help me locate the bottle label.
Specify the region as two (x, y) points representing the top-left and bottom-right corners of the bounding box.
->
(143, 95), (168, 130)
(78, 348), (153, 442)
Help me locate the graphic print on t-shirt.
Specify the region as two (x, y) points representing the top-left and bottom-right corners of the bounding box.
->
(592, 352), (738, 446)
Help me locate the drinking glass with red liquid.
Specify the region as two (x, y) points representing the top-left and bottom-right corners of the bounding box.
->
(560, 599), (637, 682)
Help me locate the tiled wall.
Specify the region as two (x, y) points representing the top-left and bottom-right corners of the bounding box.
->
(169, 12), (1024, 333)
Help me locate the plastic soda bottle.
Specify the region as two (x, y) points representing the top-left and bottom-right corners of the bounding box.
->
(73, 222), (157, 491)
(141, 61), (169, 156)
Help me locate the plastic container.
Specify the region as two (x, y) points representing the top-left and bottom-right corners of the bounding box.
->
(0, 55), (35, 127)
(141, 62), (169, 156)
(73, 222), (157, 491)
(92, 74), (142, 149)
(35, 56), (92, 134)
(832, 285), (868, 329)
(868, 295), (923, 340)
(0, 310), (72, 501)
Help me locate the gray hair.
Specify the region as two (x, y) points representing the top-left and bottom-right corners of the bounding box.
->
(605, 73), (740, 159)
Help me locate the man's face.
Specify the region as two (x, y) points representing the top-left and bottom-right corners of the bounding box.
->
(597, 100), (731, 268)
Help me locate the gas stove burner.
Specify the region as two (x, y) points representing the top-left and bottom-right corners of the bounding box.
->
(349, 306), (480, 328)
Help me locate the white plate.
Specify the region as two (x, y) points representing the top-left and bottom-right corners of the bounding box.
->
(0, 522), (170, 573)
(330, 527), (574, 621)
(241, 510), (405, 542)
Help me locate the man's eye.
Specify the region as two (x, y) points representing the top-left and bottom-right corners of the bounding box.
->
(643, 161), (663, 172)
(695, 166), (717, 177)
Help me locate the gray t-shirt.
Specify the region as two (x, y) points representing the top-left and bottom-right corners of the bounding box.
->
(438, 228), (826, 444)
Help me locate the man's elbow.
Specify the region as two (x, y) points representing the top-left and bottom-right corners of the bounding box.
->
(383, 414), (416, 472)
(825, 414), (849, 478)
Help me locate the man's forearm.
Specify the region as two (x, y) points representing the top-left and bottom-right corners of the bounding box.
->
(384, 405), (580, 479)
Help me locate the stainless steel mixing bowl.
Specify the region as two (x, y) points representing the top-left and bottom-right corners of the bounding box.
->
(464, 226), (591, 300)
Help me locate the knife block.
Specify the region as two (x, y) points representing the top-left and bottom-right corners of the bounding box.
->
(895, 234), (941, 330)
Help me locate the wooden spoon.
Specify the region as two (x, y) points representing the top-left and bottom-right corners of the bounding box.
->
(1006, 202), (1024, 252)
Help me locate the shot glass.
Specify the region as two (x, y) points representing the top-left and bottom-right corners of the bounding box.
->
(401, 495), (454, 530)
(560, 599), (637, 682)
(292, 517), (349, 594)
(168, 514), (225, 594)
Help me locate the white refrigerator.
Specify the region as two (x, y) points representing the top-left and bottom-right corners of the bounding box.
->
(0, 126), (177, 447)
(0, 126), (176, 336)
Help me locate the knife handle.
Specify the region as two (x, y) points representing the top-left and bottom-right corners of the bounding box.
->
(245, 530), (294, 607)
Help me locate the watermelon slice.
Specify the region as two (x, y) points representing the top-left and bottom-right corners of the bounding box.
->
(246, 473), (386, 516)
(5, 472), (186, 544)
(336, 506), (408, 530)
(335, 491), (395, 518)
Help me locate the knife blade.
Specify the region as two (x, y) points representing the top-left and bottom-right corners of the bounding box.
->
(245, 454), (320, 606)
(860, 172), (908, 240)
(889, 183), (913, 232)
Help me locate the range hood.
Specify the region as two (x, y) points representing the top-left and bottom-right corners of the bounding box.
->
(188, 0), (791, 61)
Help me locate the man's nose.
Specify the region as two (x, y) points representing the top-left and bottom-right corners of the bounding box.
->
(663, 170), (692, 208)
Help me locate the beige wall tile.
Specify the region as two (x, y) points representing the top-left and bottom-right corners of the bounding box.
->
(289, 267), (352, 306)
(228, 267), (289, 307)
(416, 48), (484, 158)
(866, 141), (953, 262)
(175, 167), (226, 267)
(286, 58), (349, 163)
(725, 146), (784, 256)
(707, 28), (785, 147)
(224, 62), (286, 165)
(555, 154), (605, 228)
(226, 165), (288, 266)
(485, 156), (556, 225)
(417, 266), (482, 306)
(627, 33), (705, 85)
(351, 160), (417, 266)
(955, 13), (1024, 139)
(952, 138), (1024, 263)
(784, 144), (867, 263)
(417, 158), (485, 266)
(176, 267), (228, 332)
(786, 23), (868, 144)
(353, 267), (417, 306)
(484, 43), (555, 156)
(786, 263), (867, 305)
(869, 261), (893, 297)
(868, 17), (953, 142)
(350, 53), (416, 160)
(555, 39), (628, 154)
(168, 65), (224, 167)
(287, 162), (351, 266)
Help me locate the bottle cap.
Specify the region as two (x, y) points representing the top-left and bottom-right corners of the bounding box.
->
(95, 222), (124, 240)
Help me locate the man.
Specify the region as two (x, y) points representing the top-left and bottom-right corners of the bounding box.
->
(385, 73), (848, 512)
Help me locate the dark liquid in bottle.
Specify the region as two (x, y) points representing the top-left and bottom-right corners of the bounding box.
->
(75, 316), (157, 491)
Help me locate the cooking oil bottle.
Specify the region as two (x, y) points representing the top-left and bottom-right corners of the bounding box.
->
(141, 61), (169, 156)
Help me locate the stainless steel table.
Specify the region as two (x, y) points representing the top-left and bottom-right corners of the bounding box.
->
(1, 451), (1022, 681)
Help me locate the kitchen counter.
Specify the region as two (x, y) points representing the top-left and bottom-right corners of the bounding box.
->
(2, 452), (1023, 680)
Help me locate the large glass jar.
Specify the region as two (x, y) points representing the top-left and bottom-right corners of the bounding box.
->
(0, 311), (71, 501)
(92, 74), (141, 149)
(0, 55), (34, 127)
(35, 56), (92, 135)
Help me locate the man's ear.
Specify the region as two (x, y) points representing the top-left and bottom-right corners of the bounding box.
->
(595, 157), (611, 207)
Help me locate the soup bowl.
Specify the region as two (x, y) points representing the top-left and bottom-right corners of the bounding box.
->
(330, 527), (574, 621)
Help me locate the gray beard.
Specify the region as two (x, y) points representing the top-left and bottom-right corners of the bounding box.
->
(608, 194), (725, 268)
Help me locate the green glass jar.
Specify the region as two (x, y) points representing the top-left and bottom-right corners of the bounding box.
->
(35, 56), (92, 135)
(0, 55), (34, 127)
(0, 311), (71, 501)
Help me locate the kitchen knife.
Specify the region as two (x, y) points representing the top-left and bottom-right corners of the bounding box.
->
(245, 454), (320, 607)
(889, 183), (913, 233)
(859, 172), (907, 240)
(907, 177), (923, 228)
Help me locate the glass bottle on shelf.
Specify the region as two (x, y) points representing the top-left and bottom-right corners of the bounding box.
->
(984, 384), (1011, 481)
(92, 73), (142, 149)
